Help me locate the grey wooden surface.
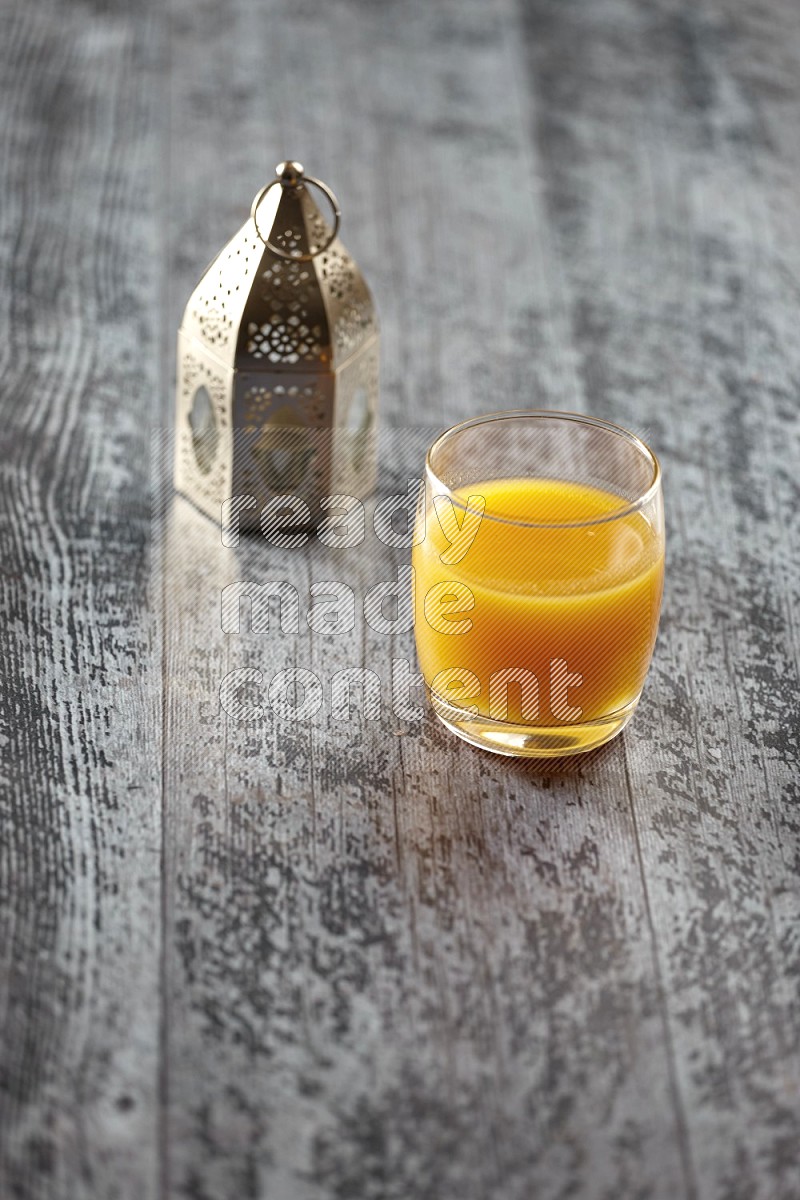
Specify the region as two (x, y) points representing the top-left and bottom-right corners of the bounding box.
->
(2, 0), (799, 1198)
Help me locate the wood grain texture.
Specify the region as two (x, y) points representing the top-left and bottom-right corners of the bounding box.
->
(0, 3), (165, 1199)
(2, 0), (799, 1198)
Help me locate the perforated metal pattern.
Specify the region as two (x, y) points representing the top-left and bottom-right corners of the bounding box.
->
(175, 343), (231, 514)
(185, 224), (264, 365)
(319, 245), (378, 366)
(232, 376), (334, 516)
(175, 164), (380, 523)
(241, 256), (329, 367)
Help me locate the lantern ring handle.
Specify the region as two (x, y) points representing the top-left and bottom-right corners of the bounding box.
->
(250, 176), (341, 261)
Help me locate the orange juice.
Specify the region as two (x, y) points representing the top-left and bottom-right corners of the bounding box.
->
(412, 477), (664, 754)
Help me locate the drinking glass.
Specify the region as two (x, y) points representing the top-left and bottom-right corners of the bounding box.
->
(412, 411), (664, 757)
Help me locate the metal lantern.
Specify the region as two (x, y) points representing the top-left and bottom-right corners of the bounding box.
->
(174, 160), (379, 531)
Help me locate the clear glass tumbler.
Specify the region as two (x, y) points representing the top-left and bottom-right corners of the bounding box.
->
(412, 411), (664, 757)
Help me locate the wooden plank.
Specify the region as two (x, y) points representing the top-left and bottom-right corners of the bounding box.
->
(517, 0), (800, 1194)
(160, 1), (717, 1196)
(0, 5), (164, 1199)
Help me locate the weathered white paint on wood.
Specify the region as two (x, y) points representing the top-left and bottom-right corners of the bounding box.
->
(0, 4), (164, 1199)
(2, 0), (799, 1198)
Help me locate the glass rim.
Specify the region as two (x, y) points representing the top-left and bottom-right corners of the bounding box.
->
(425, 409), (662, 530)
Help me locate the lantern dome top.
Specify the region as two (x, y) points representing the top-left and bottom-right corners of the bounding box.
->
(276, 160), (305, 184)
(179, 162), (378, 373)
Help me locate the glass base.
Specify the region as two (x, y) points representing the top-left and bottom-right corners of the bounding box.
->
(431, 694), (640, 758)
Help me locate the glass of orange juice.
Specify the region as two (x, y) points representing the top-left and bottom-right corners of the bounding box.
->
(412, 411), (664, 757)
